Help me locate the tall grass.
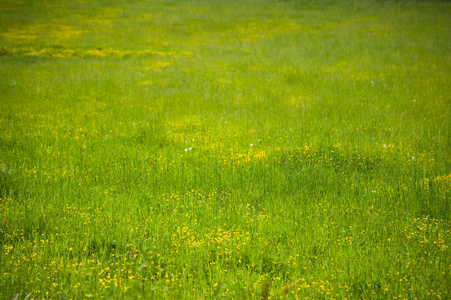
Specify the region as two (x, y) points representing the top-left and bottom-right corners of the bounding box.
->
(1, 0), (450, 298)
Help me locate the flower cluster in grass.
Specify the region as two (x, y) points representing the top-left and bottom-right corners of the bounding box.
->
(1, 188), (451, 298)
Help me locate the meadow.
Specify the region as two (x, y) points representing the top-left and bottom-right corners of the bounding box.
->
(0, 0), (450, 298)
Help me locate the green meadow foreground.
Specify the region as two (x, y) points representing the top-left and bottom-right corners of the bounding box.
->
(0, 0), (450, 298)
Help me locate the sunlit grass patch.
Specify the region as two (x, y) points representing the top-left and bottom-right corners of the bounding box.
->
(0, 0), (450, 298)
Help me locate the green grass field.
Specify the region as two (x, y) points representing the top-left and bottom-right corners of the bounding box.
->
(1, 0), (450, 298)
